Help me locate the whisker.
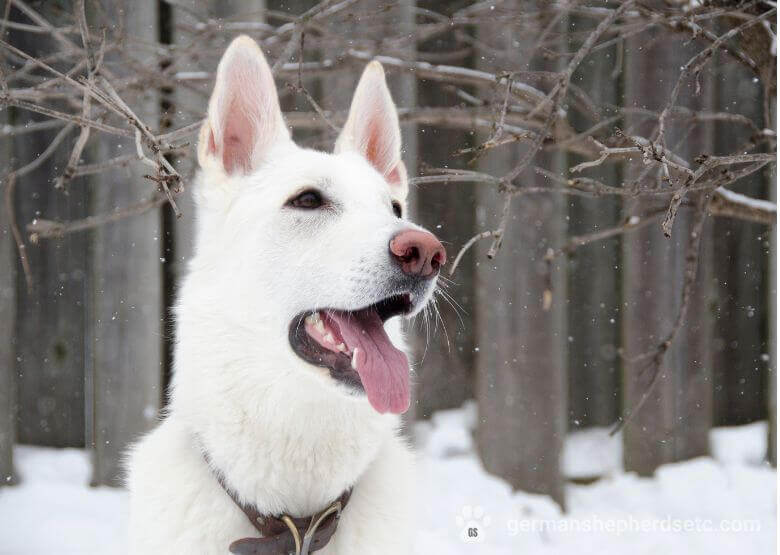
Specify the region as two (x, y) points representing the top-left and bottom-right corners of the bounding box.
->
(420, 305), (430, 363)
(435, 288), (466, 329)
(430, 296), (451, 354)
(437, 275), (458, 288)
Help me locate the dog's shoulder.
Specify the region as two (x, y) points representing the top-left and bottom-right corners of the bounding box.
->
(125, 418), (195, 552)
(126, 418), (253, 553)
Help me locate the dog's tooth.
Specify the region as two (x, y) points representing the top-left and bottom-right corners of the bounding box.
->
(324, 333), (335, 344)
(314, 320), (326, 334)
(305, 313), (316, 325)
(336, 343), (346, 352)
(351, 348), (359, 370)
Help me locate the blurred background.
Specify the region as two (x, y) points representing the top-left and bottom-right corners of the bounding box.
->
(0, 0), (776, 552)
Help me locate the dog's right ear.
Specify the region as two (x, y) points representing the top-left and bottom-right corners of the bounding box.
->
(335, 61), (408, 201)
(198, 36), (289, 176)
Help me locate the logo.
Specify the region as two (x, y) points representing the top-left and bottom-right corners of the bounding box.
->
(456, 505), (491, 543)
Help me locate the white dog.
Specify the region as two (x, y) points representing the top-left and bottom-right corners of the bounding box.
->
(126, 35), (445, 554)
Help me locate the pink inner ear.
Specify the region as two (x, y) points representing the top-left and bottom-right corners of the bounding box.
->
(358, 106), (398, 179)
(364, 115), (405, 188)
(222, 101), (255, 174)
(364, 119), (384, 173)
(207, 127), (217, 156)
(386, 165), (402, 186)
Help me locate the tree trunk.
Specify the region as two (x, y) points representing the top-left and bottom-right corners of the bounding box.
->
(621, 18), (714, 474)
(88, 0), (162, 486)
(767, 95), (776, 466)
(475, 2), (567, 508)
(0, 108), (16, 485)
(711, 61), (769, 428)
(566, 15), (621, 430)
(11, 3), (88, 448)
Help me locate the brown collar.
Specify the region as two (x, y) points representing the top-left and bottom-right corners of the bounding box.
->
(202, 450), (351, 555)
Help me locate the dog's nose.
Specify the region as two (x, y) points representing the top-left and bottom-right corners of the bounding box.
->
(389, 230), (446, 279)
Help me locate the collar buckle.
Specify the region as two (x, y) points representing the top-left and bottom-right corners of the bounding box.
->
(281, 499), (343, 555)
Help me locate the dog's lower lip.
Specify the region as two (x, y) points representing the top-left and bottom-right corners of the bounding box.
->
(287, 293), (414, 390)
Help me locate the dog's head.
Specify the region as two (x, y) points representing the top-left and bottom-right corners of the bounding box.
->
(190, 36), (445, 415)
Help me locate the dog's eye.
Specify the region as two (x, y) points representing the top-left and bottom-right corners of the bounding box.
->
(392, 201), (403, 218)
(288, 190), (324, 210)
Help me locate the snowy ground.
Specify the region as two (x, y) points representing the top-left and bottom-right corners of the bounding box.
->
(0, 403), (775, 554)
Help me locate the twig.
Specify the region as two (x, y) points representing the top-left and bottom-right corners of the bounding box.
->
(286, 82), (339, 133)
(505, 2), (636, 184)
(3, 122), (75, 290)
(546, 210), (666, 259)
(486, 193), (512, 259)
(611, 193), (712, 435)
(448, 230), (500, 277)
(270, 0), (358, 74)
(28, 194), (168, 240)
(4, 174), (32, 292)
(656, 7), (776, 147)
(55, 5), (105, 191)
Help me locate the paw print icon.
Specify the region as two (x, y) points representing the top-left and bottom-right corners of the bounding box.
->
(455, 505), (491, 543)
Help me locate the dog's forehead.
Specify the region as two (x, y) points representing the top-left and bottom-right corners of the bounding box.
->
(325, 156), (390, 201)
(262, 148), (392, 204)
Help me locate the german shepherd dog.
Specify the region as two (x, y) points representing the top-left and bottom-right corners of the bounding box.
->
(126, 36), (445, 554)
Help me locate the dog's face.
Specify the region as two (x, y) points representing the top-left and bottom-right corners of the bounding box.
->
(192, 36), (445, 415)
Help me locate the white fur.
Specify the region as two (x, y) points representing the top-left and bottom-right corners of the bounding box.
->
(126, 36), (436, 554)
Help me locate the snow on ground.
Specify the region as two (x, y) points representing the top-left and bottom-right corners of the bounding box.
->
(562, 425), (623, 479)
(0, 404), (775, 554)
(415, 408), (775, 554)
(0, 447), (126, 554)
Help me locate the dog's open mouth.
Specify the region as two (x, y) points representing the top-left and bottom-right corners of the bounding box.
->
(288, 293), (414, 414)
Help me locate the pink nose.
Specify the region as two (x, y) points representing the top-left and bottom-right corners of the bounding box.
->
(389, 230), (446, 279)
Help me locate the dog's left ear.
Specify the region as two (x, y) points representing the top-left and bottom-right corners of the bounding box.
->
(335, 61), (408, 200)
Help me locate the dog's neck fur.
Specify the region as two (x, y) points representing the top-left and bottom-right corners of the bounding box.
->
(169, 274), (401, 518)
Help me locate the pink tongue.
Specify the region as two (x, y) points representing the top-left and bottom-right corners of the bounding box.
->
(330, 310), (410, 414)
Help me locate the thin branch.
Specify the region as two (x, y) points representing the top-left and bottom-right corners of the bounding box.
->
(546, 210), (666, 259)
(448, 230), (499, 277)
(710, 186), (777, 225)
(656, 7), (776, 147)
(28, 194), (168, 240)
(611, 194), (713, 435)
(55, 7), (106, 190)
(4, 174), (31, 292)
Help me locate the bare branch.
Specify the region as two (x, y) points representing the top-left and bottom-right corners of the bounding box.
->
(612, 194), (713, 435)
(27, 195), (168, 241)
